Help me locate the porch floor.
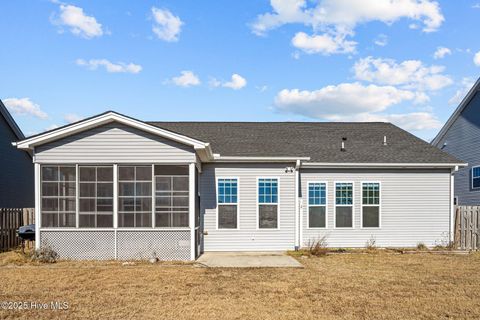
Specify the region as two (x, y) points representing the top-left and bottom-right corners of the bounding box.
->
(196, 251), (303, 268)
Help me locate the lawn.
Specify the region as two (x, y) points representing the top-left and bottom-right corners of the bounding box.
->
(0, 251), (479, 319)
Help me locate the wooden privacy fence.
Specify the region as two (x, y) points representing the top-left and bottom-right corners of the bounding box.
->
(0, 208), (35, 252)
(455, 206), (480, 250)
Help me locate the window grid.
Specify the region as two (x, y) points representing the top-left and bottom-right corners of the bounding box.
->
(309, 183), (326, 206)
(79, 166), (114, 228)
(118, 166), (152, 228)
(155, 175), (189, 228)
(335, 183), (353, 205)
(41, 165), (76, 228)
(258, 178), (278, 204)
(218, 179), (238, 204)
(362, 183), (380, 205)
(473, 166), (480, 189)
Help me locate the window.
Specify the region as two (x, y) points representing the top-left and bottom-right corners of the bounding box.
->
(79, 166), (113, 228)
(258, 178), (278, 229)
(118, 166), (152, 227)
(155, 175), (189, 228)
(473, 166), (480, 189)
(308, 182), (326, 228)
(217, 178), (238, 229)
(41, 166), (76, 227)
(362, 183), (380, 228)
(335, 182), (353, 228)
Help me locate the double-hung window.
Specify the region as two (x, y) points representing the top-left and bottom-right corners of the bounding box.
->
(217, 178), (238, 229)
(79, 166), (114, 228)
(362, 182), (380, 228)
(41, 166), (76, 227)
(308, 182), (327, 228)
(118, 166), (152, 227)
(335, 182), (353, 228)
(473, 166), (480, 189)
(258, 178), (279, 229)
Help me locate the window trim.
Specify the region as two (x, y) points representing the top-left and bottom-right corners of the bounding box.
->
(360, 181), (382, 229)
(307, 181), (328, 229)
(215, 177), (240, 230)
(472, 166), (480, 190)
(256, 177), (280, 230)
(333, 181), (354, 229)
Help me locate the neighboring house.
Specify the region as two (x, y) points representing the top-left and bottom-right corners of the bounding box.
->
(0, 100), (34, 208)
(432, 78), (480, 205)
(14, 111), (464, 260)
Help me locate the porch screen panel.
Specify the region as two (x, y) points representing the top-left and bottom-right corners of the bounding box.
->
(41, 165), (76, 227)
(118, 166), (152, 227)
(155, 175), (189, 228)
(79, 166), (113, 228)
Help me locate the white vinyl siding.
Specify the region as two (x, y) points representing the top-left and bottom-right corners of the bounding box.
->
(201, 163), (295, 251)
(301, 169), (451, 248)
(34, 122), (196, 163)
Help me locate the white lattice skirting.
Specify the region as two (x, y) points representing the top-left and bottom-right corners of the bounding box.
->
(40, 230), (191, 261)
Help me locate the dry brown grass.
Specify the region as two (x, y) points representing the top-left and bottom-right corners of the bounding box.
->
(0, 251), (479, 320)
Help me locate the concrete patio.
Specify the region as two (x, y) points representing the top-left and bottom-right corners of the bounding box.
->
(195, 252), (303, 268)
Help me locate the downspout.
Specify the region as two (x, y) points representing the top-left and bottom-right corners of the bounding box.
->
(450, 166), (458, 245)
(294, 160), (301, 250)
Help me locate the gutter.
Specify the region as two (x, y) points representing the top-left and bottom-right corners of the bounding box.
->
(301, 162), (468, 169)
(212, 155), (310, 163)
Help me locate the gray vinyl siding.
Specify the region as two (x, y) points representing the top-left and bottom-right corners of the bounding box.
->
(34, 122), (196, 163)
(200, 163), (296, 251)
(301, 169), (451, 248)
(437, 91), (480, 205)
(0, 114), (34, 208)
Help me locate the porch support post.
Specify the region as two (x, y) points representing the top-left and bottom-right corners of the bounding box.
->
(189, 163), (196, 260)
(34, 163), (41, 250)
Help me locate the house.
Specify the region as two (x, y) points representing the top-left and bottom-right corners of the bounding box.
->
(432, 78), (480, 205)
(0, 100), (34, 208)
(14, 111), (464, 260)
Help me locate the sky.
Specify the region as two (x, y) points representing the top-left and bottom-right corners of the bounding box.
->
(1, 0), (479, 141)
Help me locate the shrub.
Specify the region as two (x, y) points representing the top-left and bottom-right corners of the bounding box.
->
(365, 236), (376, 250)
(306, 236), (328, 256)
(31, 246), (58, 263)
(416, 242), (427, 251)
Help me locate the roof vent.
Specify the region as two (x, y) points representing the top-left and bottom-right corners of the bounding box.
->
(341, 141), (346, 152)
(383, 135), (387, 146)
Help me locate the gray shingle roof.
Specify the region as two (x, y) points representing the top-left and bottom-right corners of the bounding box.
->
(148, 121), (461, 164)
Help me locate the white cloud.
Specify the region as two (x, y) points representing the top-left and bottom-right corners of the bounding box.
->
(54, 4), (103, 39)
(45, 124), (59, 131)
(211, 74), (247, 90)
(252, 0), (444, 54)
(76, 59), (142, 74)
(374, 34), (388, 47)
(170, 71), (201, 87)
(64, 113), (83, 123)
(448, 77), (475, 106)
(353, 56), (452, 91)
(151, 7), (183, 42)
(473, 3), (480, 9)
(274, 82), (416, 118)
(433, 46), (451, 59)
(291, 32), (356, 55)
(474, 51), (480, 66)
(3, 98), (48, 119)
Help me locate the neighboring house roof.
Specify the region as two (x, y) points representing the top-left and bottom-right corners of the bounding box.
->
(149, 121), (462, 164)
(14, 110), (464, 166)
(432, 77), (480, 147)
(0, 99), (24, 140)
